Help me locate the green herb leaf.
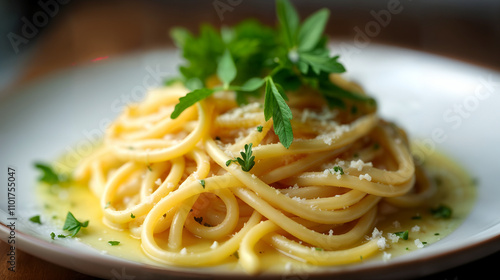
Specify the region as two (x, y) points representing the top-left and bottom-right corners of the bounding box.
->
(394, 230), (409, 240)
(34, 162), (70, 185)
(239, 77), (265, 92)
(170, 27), (191, 48)
(236, 143), (256, 172)
(62, 211), (89, 237)
(264, 77), (294, 148)
(108, 241), (120, 246)
(199, 179), (206, 189)
(333, 166), (344, 175)
(131, 213), (136, 219)
(320, 79), (374, 102)
(171, 88), (214, 119)
(298, 8), (330, 52)
(217, 50), (237, 88)
(430, 205), (452, 219)
(29, 215), (42, 225)
(276, 0), (300, 48)
(50, 232), (55, 240)
(168, 0), (373, 149)
(299, 53), (345, 74)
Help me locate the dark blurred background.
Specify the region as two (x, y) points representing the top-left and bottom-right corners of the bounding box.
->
(0, 0), (499, 92)
(0, 0), (499, 279)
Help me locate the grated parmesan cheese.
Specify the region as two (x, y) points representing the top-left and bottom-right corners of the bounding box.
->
(372, 227), (383, 238)
(387, 233), (399, 243)
(316, 125), (350, 145)
(349, 159), (373, 171)
(377, 237), (388, 249)
(414, 239), (424, 249)
(359, 173), (372, 181)
(218, 102), (261, 121)
(382, 251), (392, 262)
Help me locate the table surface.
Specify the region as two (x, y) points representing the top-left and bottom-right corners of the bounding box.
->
(1, 0), (499, 279)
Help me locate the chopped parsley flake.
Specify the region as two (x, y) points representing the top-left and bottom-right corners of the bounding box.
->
(394, 230), (409, 240)
(430, 205), (452, 219)
(333, 166), (344, 175)
(62, 211), (89, 237)
(34, 162), (71, 185)
(29, 215), (42, 225)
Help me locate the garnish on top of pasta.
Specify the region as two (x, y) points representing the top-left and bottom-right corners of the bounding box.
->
(59, 0), (473, 275)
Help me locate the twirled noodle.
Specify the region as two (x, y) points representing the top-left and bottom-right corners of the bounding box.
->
(74, 79), (435, 274)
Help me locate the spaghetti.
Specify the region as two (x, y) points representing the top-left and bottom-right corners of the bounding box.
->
(73, 76), (435, 273)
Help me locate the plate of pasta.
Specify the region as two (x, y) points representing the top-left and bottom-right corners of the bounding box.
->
(1, 1), (500, 279)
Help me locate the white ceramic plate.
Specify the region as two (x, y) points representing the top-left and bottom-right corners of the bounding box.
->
(1, 44), (500, 279)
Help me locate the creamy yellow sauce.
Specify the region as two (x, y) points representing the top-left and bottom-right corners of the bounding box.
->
(37, 150), (476, 273)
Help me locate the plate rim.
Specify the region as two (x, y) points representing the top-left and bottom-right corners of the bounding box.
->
(2, 222), (500, 279)
(1, 43), (500, 279)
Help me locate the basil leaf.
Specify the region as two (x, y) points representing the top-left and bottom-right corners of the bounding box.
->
(298, 9), (330, 52)
(217, 50), (237, 88)
(171, 88), (214, 119)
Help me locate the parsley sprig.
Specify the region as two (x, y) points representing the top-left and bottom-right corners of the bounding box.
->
(169, 0), (375, 149)
(226, 143), (256, 172)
